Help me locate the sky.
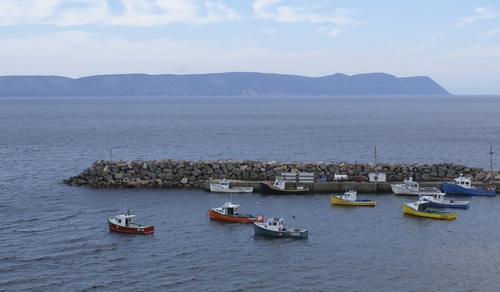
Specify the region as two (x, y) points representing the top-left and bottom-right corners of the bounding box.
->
(1, 0), (499, 95)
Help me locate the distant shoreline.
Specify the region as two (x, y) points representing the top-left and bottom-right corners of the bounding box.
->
(0, 72), (450, 97)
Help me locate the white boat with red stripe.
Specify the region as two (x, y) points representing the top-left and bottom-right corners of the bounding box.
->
(108, 210), (154, 235)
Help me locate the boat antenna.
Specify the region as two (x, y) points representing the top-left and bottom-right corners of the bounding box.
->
(490, 145), (494, 184)
(374, 146), (378, 194)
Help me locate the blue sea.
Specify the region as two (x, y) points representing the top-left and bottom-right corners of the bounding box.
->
(1, 95), (500, 291)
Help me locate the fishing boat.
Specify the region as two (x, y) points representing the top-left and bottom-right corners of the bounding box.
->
(420, 192), (470, 209)
(108, 210), (154, 234)
(442, 174), (496, 196)
(331, 190), (376, 206)
(402, 199), (457, 220)
(209, 201), (264, 223)
(260, 176), (309, 195)
(253, 217), (308, 238)
(391, 177), (440, 195)
(209, 179), (253, 193)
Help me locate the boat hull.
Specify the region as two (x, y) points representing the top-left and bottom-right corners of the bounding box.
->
(259, 182), (309, 195)
(330, 195), (376, 206)
(391, 185), (440, 196)
(427, 200), (470, 209)
(442, 182), (496, 196)
(108, 220), (154, 234)
(209, 185), (253, 193)
(208, 208), (264, 223)
(253, 223), (308, 238)
(402, 203), (456, 220)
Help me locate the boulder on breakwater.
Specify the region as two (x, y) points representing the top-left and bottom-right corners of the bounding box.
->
(63, 159), (498, 189)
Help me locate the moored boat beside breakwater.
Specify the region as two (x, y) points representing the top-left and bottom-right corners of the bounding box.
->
(443, 174), (496, 196)
(331, 190), (376, 206)
(391, 177), (440, 196)
(260, 176), (310, 195)
(64, 159), (499, 192)
(209, 179), (253, 193)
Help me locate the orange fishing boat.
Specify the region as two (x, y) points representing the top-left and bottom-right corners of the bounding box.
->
(209, 201), (264, 223)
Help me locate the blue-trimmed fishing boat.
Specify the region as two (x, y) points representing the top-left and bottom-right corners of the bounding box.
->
(420, 193), (470, 209)
(442, 174), (496, 196)
(253, 217), (308, 238)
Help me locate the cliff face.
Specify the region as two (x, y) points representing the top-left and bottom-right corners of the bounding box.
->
(0, 72), (450, 97)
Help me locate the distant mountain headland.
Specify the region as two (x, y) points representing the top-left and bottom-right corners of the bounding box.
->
(0, 72), (450, 97)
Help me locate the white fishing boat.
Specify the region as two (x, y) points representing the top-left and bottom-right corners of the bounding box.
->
(209, 179), (253, 193)
(391, 177), (440, 196)
(420, 192), (470, 209)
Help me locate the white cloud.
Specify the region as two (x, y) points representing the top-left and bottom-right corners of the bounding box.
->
(261, 27), (278, 35)
(252, 1), (357, 38)
(253, 0), (357, 25)
(446, 43), (500, 59)
(485, 27), (500, 37)
(317, 26), (343, 38)
(0, 0), (60, 25)
(423, 32), (442, 43)
(56, 1), (110, 26)
(0, 0), (239, 26)
(457, 7), (500, 28)
(253, 0), (282, 19)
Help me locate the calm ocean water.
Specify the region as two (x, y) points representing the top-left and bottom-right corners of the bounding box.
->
(1, 95), (500, 291)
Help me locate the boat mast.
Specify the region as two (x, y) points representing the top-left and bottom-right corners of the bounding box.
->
(490, 145), (493, 184)
(374, 146), (378, 193)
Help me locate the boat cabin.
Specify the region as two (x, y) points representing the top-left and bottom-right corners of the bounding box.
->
(219, 202), (239, 216)
(265, 218), (285, 231)
(416, 200), (429, 211)
(114, 213), (135, 227)
(272, 177), (288, 190)
(403, 177), (419, 188)
(340, 190), (357, 201)
(430, 191), (445, 200)
(453, 175), (472, 189)
(272, 176), (306, 191)
(217, 179), (231, 189)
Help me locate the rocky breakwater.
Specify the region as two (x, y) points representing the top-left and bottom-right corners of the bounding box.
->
(63, 159), (498, 189)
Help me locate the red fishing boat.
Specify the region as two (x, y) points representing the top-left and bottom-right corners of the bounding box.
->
(108, 210), (154, 234)
(209, 201), (264, 223)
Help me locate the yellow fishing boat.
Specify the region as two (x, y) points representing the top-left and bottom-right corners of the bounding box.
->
(331, 190), (376, 206)
(402, 200), (456, 220)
